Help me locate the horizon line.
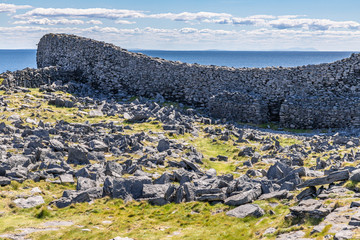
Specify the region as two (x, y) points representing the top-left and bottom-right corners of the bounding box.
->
(1, 48), (360, 52)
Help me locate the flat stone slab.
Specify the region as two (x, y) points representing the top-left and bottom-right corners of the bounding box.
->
(59, 174), (74, 184)
(226, 204), (264, 218)
(224, 188), (261, 206)
(13, 196), (45, 209)
(258, 190), (289, 200)
(297, 170), (349, 188)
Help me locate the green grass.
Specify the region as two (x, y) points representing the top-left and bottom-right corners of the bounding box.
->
(2, 196), (291, 240)
(0, 179), (300, 240)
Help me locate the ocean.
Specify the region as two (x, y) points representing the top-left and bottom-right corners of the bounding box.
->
(0, 49), (356, 74)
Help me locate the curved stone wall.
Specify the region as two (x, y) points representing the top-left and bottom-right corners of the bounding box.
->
(5, 33), (360, 128)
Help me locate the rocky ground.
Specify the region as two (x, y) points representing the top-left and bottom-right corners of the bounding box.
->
(1, 80), (360, 239)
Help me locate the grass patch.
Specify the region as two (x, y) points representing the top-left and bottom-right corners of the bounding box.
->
(35, 207), (52, 219)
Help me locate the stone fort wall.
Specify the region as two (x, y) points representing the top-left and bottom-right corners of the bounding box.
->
(3, 33), (360, 128)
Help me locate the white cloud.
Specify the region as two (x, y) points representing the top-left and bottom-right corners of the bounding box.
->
(87, 20), (103, 25)
(13, 18), (85, 25)
(268, 18), (360, 30)
(148, 11), (232, 21)
(0, 3), (32, 13)
(115, 20), (136, 24)
(3, 6), (360, 50)
(231, 17), (268, 26)
(14, 8), (146, 20)
(13, 7), (360, 32)
(1, 25), (360, 50)
(212, 15), (360, 31)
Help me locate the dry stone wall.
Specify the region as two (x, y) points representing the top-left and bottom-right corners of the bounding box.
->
(0, 66), (81, 88)
(3, 33), (360, 128)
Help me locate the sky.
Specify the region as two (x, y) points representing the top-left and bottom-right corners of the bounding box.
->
(0, 0), (360, 50)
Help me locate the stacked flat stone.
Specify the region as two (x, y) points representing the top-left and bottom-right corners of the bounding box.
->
(1, 33), (360, 129)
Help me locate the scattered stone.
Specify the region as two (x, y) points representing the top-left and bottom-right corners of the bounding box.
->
(0, 176), (11, 186)
(157, 139), (170, 152)
(110, 237), (134, 240)
(217, 155), (228, 161)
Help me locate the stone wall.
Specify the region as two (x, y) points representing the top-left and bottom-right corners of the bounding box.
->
(208, 91), (268, 124)
(3, 33), (360, 128)
(0, 66), (81, 88)
(280, 96), (360, 129)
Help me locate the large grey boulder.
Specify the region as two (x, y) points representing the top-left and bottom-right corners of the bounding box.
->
(76, 177), (97, 191)
(13, 196), (45, 208)
(226, 204), (265, 218)
(142, 184), (170, 198)
(142, 184), (173, 205)
(67, 144), (90, 165)
(112, 176), (152, 200)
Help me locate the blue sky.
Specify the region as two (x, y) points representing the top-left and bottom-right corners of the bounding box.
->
(1, 0), (360, 50)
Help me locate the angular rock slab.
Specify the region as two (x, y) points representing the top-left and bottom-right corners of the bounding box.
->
(224, 188), (261, 206)
(297, 170), (349, 188)
(226, 204), (264, 218)
(276, 231), (311, 240)
(67, 144), (90, 165)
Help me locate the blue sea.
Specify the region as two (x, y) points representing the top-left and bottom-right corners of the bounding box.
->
(0, 49), (357, 73)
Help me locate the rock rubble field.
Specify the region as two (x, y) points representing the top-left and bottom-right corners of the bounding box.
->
(1, 80), (360, 239)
